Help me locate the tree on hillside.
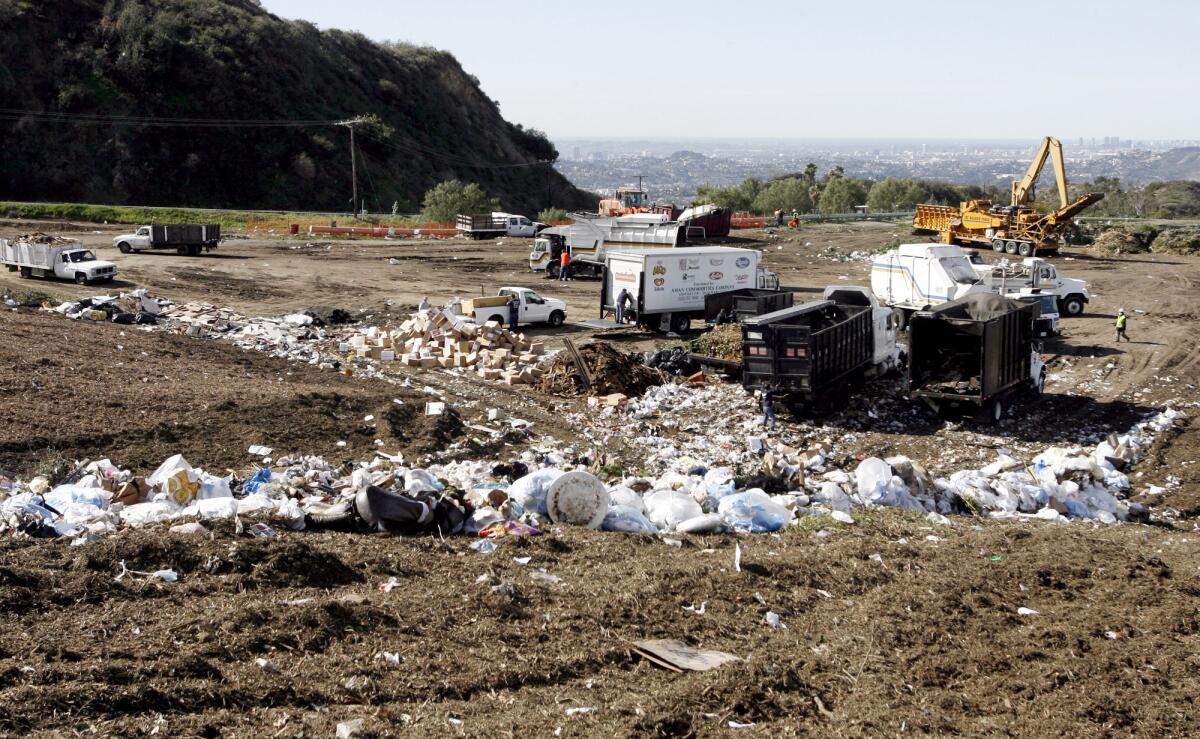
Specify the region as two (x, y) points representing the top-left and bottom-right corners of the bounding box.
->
(1144, 181), (1200, 218)
(818, 176), (867, 214)
(695, 177), (763, 212)
(752, 177), (813, 215)
(421, 180), (500, 222)
(867, 177), (929, 212)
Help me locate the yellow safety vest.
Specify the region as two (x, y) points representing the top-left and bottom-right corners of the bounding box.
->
(1116, 314), (1127, 329)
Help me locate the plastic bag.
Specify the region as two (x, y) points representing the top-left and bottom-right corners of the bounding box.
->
(675, 513), (726, 534)
(601, 505), (658, 534)
(644, 490), (703, 531)
(243, 468), (272, 494)
(607, 485), (646, 513)
(717, 490), (792, 533)
(508, 468), (565, 516)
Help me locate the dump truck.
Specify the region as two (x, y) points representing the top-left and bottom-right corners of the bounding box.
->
(912, 136), (1104, 256)
(461, 287), (567, 328)
(907, 293), (1045, 422)
(456, 213), (546, 239)
(703, 288), (794, 323)
(530, 213), (684, 278)
(601, 246), (778, 333)
(2, 235), (118, 285)
(113, 224), (221, 255)
(740, 286), (902, 409)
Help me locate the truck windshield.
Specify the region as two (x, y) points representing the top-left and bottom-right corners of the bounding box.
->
(1039, 296), (1058, 314)
(68, 251), (96, 263)
(940, 257), (979, 284)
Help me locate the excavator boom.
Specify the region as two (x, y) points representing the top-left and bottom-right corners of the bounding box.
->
(1011, 137), (1069, 209)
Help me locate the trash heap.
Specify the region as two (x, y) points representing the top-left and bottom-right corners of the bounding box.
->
(347, 309), (546, 385)
(0, 401), (1184, 542)
(535, 342), (666, 397)
(691, 323), (742, 361)
(51, 288), (165, 325)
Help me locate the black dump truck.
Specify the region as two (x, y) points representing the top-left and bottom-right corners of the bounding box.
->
(740, 287), (900, 409)
(114, 224), (221, 256)
(703, 288), (794, 323)
(908, 293), (1045, 422)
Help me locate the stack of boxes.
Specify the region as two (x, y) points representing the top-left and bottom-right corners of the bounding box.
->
(347, 311), (545, 385)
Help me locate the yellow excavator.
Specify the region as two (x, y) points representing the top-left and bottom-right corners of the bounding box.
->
(914, 137), (1104, 257)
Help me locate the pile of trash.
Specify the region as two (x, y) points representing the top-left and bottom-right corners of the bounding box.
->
(348, 308), (545, 385)
(15, 231), (77, 246)
(535, 342), (666, 397)
(51, 288), (165, 325)
(641, 346), (698, 377)
(691, 323), (742, 361)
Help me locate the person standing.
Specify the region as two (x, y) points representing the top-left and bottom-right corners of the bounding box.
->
(760, 380), (778, 431)
(1115, 309), (1128, 342)
(559, 249), (572, 281)
(774, 208), (784, 227)
(506, 294), (520, 331)
(615, 287), (630, 324)
(417, 296), (431, 312)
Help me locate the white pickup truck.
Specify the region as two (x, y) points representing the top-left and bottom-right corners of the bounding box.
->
(461, 287), (567, 328)
(2, 238), (118, 285)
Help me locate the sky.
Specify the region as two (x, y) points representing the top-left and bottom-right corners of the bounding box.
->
(259, 0), (1198, 141)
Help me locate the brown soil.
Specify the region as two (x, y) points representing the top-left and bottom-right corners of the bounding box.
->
(0, 310), (459, 477)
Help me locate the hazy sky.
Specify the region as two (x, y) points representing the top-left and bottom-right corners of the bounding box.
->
(260, 0), (1198, 140)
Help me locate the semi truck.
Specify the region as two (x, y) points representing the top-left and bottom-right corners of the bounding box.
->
(907, 293), (1045, 422)
(530, 213), (684, 278)
(461, 287), (567, 328)
(600, 246), (779, 334)
(456, 213), (546, 239)
(740, 286), (902, 409)
(2, 236), (118, 285)
(113, 224), (221, 256)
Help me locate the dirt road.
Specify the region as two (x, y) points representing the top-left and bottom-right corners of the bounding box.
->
(3, 219), (1200, 735)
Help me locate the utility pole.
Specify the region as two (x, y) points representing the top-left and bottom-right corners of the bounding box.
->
(340, 118), (363, 217)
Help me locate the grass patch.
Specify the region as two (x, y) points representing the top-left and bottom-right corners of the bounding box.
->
(2, 286), (59, 307)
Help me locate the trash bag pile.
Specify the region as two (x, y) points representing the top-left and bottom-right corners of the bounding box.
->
(640, 346), (698, 377)
(51, 288), (163, 325)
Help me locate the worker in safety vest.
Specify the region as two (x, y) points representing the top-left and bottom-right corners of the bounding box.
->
(1115, 309), (1128, 342)
(559, 250), (571, 281)
(506, 294), (520, 331)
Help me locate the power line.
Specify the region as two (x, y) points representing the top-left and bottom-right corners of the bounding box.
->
(355, 126), (555, 170)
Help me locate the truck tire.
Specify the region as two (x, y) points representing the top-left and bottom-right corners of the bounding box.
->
(669, 314), (690, 334)
(187, 244), (201, 256)
(1005, 240), (1019, 255)
(117, 241), (132, 254)
(74, 272), (89, 285)
(1018, 242), (1034, 257)
(1060, 295), (1085, 316)
(488, 314), (505, 326)
(548, 310), (565, 327)
(177, 246), (187, 255)
(19, 266), (31, 279)
(992, 238), (1005, 252)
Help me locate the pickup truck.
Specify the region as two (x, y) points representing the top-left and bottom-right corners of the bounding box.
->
(2, 237), (118, 285)
(462, 287), (567, 327)
(456, 213), (546, 240)
(113, 224), (221, 256)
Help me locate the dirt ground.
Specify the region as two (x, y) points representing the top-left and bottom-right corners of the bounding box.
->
(3, 219), (1200, 735)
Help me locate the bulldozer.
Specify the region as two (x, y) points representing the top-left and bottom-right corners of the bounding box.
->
(913, 137), (1104, 257)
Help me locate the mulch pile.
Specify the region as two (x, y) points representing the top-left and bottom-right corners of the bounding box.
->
(692, 323), (743, 361)
(535, 342), (667, 398)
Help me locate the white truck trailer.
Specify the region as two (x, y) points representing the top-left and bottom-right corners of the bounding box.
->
(601, 246), (778, 333)
(2, 237), (118, 285)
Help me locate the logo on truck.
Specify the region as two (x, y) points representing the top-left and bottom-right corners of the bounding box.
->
(652, 264), (666, 275)
(709, 258), (725, 266)
(709, 271), (723, 280)
(653, 277), (665, 287)
(735, 256), (751, 268)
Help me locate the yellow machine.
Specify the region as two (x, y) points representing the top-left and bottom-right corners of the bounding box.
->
(913, 137), (1104, 257)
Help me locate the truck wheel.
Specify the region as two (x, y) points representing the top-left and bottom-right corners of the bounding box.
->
(992, 238), (1005, 252)
(74, 272), (89, 286)
(488, 314), (505, 326)
(117, 242), (132, 254)
(19, 266), (31, 279)
(177, 246), (187, 256)
(1018, 242), (1034, 257)
(669, 314), (690, 334)
(1060, 295), (1084, 316)
(548, 310), (565, 327)
(187, 244), (201, 256)
(1005, 241), (1019, 255)
(989, 398), (1004, 424)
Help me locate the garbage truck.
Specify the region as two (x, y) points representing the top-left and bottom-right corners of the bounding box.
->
(113, 224), (221, 255)
(2, 235), (118, 285)
(530, 213), (684, 278)
(601, 246), (779, 333)
(740, 286), (902, 409)
(907, 293), (1045, 422)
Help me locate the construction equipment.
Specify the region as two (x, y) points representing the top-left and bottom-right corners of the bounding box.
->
(913, 137), (1104, 257)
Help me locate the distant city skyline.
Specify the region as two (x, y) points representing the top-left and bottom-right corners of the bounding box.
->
(259, 0), (1200, 140)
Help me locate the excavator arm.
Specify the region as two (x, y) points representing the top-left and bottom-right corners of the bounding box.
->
(1011, 137), (1069, 209)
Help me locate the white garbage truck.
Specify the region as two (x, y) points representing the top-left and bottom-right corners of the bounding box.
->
(601, 246), (778, 333)
(2, 236), (118, 285)
(530, 213), (684, 278)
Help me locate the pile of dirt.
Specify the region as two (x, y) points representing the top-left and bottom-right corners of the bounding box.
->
(1151, 228), (1200, 255)
(377, 396), (464, 454)
(1093, 229), (1150, 254)
(691, 323), (742, 360)
(535, 342), (667, 397)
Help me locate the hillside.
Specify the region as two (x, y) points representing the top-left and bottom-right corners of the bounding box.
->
(0, 0), (595, 215)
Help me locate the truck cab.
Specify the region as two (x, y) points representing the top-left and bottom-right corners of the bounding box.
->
(54, 249), (117, 284)
(504, 214), (545, 238)
(974, 257), (1089, 316)
(114, 227), (153, 253)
